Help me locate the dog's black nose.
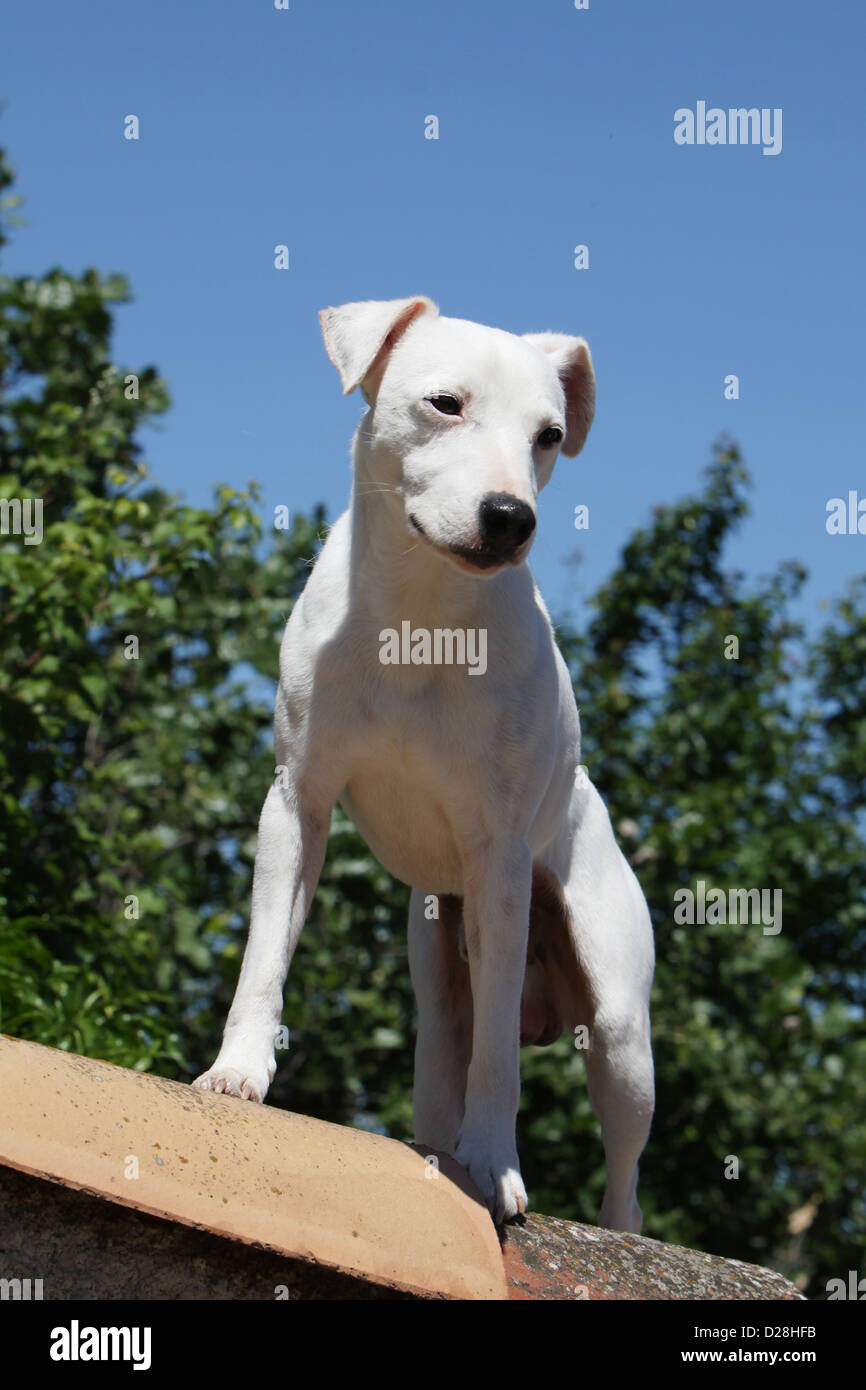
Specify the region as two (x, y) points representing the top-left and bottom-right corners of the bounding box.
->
(478, 493), (536, 555)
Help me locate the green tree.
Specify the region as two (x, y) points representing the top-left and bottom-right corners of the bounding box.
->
(0, 146), (319, 1070)
(1, 150), (862, 1297)
(529, 448), (866, 1294)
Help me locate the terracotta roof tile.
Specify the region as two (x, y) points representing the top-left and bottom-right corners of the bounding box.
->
(0, 1035), (506, 1300)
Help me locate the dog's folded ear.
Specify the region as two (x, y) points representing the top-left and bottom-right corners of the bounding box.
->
(522, 333), (596, 457)
(319, 296), (438, 400)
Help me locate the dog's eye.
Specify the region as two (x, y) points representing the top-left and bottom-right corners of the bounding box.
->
(537, 425), (564, 449)
(427, 394), (462, 416)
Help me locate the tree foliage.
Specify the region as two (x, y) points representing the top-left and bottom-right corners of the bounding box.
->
(0, 151), (862, 1297)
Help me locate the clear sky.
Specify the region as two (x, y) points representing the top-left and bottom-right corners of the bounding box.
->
(2, 0), (864, 628)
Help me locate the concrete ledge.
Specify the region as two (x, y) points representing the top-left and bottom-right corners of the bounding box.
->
(0, 1165), (417, 1299)
(0, 1035), (506, 1300)
(502, 1213), (805, 1300)
(0, 1036), (805, 1301)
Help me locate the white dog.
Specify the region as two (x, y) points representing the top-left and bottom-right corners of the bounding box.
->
(194, 297), (655, 1230)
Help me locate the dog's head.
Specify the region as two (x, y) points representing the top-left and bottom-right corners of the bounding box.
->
(319, 296), (595, 577)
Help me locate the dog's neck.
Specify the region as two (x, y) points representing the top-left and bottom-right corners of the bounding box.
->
(347, 436), (527, 631)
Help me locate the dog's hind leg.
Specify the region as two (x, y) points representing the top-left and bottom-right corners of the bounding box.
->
(408, 888), (472, 1156)
(582, 981), (654, 1233)
(553, 781), (655, 1234)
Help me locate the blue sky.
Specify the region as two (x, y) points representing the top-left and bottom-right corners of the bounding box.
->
(2, 0), (864, 629)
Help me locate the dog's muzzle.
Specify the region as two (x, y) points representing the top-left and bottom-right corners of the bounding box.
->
(409, 492), (536, 573)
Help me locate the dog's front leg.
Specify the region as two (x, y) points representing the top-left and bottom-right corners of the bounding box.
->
(193, 780), (330, 1103)
(409, 888), (473, 1155)
(455, 837), (532, 1223)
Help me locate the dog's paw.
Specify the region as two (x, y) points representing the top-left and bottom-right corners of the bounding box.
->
(192, 1059), (274, 1104)
(598, 1196), (643, 1235)
(454, 1137), (528, 1224)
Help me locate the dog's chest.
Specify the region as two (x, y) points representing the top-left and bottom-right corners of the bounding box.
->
(325, 614), (563, 891)
(339, 763), (461, 892)
(339, 698), (470, 890)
